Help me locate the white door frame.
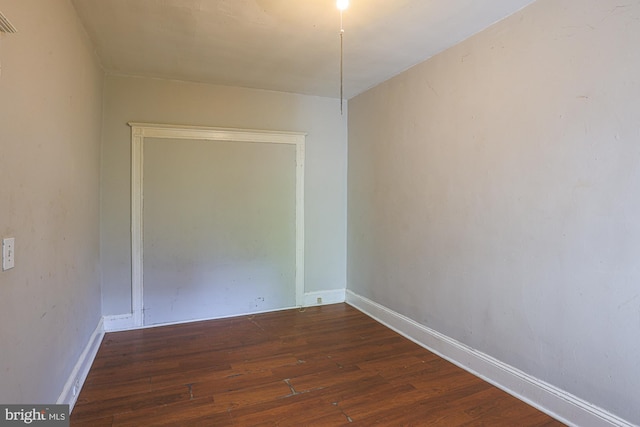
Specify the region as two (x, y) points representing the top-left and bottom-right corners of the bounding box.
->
(129, 122), (306, 327)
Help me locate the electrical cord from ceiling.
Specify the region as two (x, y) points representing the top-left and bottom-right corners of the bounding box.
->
(337, 0), (348, 115)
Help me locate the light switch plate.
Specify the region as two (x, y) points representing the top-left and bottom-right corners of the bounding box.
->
(3, 237), (15, 271)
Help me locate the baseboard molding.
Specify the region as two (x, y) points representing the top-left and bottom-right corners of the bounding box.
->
(303, 289), (346, 306)
(103, 313), (136, 332)
(57, 317), (104, 412)
(345, 290), (635, 427)
(103, 289), (346, 332)
(103, 305), (301, 332)
(104, 290), (347, 333)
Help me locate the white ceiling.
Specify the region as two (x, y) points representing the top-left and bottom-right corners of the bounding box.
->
(71, 0), (536, 99)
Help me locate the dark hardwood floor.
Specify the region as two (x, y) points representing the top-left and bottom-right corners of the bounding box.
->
(71, 303), (564, 426)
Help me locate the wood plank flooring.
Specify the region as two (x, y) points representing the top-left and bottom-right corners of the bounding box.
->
(71, 303), (564, 426)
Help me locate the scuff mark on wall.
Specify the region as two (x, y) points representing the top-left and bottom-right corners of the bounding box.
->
(618, 293), (638, 310)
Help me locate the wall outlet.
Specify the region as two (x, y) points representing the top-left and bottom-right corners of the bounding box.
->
(2, 237), (14, 271)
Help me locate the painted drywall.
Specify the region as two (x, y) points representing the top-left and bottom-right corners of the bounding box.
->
(101, 75), (347, 316)
(143, 138), (296, 324)
(0, 0), (103, 404)
(348, 0), (640, 424)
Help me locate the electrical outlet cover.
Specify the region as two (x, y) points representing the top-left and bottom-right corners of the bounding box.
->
(3, 237), (15, 270)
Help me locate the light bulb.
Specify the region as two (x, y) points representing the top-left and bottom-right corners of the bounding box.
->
(337, 0), (349, 11)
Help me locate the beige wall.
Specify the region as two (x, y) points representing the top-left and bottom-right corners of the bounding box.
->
(101, 75), (347, 316)
(348, 0), (640, 423)
(0, 0), (103, 403)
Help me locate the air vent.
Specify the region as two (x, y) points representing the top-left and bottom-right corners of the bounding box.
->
(0, 11), (17, 33)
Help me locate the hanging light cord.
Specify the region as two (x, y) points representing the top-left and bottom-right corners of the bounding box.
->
(340, 10), (344, 115)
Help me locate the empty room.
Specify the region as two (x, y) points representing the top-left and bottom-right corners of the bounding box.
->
(0, 0), (638, 425)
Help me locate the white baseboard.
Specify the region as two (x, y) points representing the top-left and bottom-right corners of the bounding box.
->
(303, 289), (346, 306)
(138, 290), (347, 330)
(57, 317), (104, 412)
(345, 290), (635, 427)
(106, 306), (299, 332)
(104, 290), (347, 333)
(103, 313), (136, 332)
